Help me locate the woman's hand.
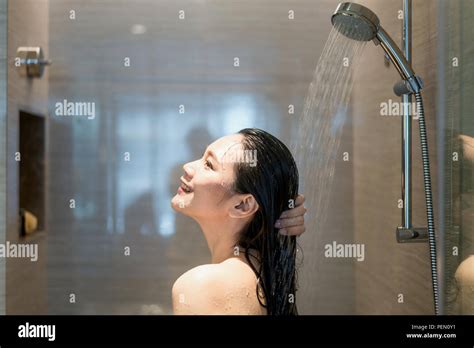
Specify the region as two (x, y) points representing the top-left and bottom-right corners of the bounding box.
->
(275, 194), (306, 236)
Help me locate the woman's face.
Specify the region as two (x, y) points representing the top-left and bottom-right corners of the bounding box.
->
(171, 133), (245, 219)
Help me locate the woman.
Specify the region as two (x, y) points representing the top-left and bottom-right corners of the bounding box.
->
(171, 128), (305, 315)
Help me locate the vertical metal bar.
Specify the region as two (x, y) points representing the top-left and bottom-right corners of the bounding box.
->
(401, 0), (412, 228)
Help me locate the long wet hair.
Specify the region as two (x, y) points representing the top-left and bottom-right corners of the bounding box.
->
(232, 128), (300, 315)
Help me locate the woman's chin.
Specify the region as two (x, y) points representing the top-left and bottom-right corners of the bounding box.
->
(171, 194), (190, 212)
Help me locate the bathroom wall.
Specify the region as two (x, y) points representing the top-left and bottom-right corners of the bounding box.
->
(6, 0), (49, 313)
(352, 0), (438, 314)
(0, 0), (6, 315)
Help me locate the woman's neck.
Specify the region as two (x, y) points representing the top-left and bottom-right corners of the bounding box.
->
(195, 217), (245, 264)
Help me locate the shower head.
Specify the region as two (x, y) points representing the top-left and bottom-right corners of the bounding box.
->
(331, 2), (379, 41)
(331, 2), (423, 93)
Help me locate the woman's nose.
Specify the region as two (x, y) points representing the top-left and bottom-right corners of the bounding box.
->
(183, 162), (195, 178)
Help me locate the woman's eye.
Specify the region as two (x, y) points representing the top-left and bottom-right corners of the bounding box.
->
(205, 160), (213, 169)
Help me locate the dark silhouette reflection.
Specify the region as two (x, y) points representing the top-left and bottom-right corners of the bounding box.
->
(124, 191), (158, 239)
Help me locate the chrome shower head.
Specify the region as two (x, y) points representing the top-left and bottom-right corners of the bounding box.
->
(331, 2), (423, 93)
(331, 2), (379, 41)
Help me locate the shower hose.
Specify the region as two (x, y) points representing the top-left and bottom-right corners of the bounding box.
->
(415, 91), (439, 315)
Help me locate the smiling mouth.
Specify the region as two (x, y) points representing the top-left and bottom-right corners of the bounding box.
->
(180, 181), (192, 193)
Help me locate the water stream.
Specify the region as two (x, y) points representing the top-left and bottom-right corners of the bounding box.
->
(292, 24), (368, 311)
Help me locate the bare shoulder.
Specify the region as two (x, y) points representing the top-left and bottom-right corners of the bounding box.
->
(172, 259), (265, 315)
(172, 264), (221, 300)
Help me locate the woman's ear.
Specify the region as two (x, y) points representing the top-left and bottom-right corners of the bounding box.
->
(229, 194), (259, 219)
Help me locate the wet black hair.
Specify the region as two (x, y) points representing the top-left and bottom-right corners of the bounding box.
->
(232, 128), (300, 315)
